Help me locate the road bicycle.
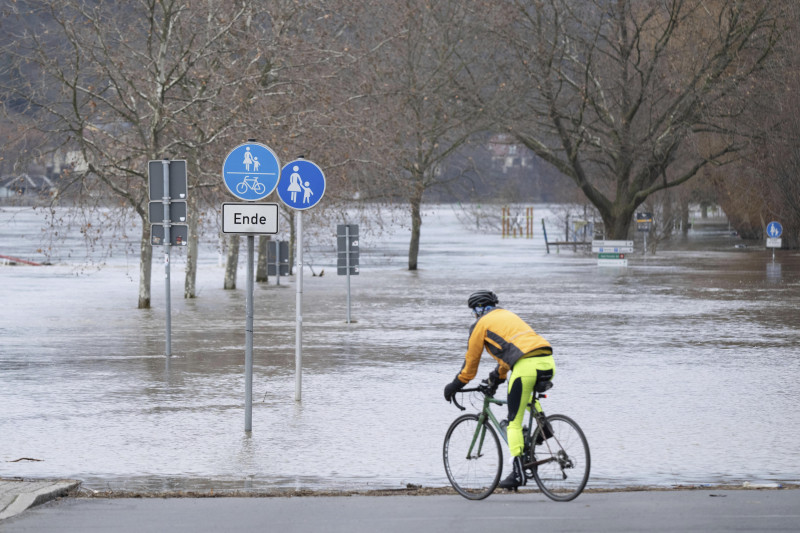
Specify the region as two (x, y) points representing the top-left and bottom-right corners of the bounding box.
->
(443, 379), (590, 501)
(236, 175), (266, 195)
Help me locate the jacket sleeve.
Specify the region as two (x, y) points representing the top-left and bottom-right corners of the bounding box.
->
(457, 321), (486, 384)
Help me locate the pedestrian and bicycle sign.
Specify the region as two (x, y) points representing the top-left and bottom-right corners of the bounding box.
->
(766, 221), (783, 249)
(222, 142), (281, 201)
(277, 159), (325, 210)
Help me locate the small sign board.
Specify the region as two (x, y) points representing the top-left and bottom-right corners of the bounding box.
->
(149, 200), (187, 224)
(151, 223), (188, 246)
(148, 160), (187, 201)
(267, 240), (290, 276)
(766, 237), (782, 248)
(337, 224), (359, 275)
(598, 253), (625, 259)
(598, 258), (628, 267)
(592, 240), (634, 253)
(222, 203), (279, 234)
(636, 212), (653, 232)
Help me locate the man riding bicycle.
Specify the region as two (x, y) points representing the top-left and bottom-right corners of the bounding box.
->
(443, 290), (556, 490)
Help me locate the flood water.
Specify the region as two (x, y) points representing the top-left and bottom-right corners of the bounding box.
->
(1, 205), (799, 492)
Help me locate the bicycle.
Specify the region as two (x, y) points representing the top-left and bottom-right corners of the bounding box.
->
(443, 378), (590, 501)
(236, 175), (266, 195)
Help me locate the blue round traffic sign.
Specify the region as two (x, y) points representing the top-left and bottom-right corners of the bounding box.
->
(767, 221), (783, 238)
(277, 159), (325, 210)
(222, 142), (280, 201)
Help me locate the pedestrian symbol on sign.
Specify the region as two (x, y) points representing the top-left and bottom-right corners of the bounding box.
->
(278, 159), (325, 210)
(767, 221), (783, 238)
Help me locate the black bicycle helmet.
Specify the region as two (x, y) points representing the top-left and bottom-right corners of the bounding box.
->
(467, 290), (499, 309)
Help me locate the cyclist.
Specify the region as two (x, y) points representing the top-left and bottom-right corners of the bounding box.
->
(443, 290), (555, 490)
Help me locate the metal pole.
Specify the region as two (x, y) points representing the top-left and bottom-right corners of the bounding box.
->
(346, 225), (351, 324)
(275, 241), (280, 286)
(295, 211), (303, 402)
(161, 159), (172, 357)
(542, 218), (550, 254)
(245, 234), (254, 432)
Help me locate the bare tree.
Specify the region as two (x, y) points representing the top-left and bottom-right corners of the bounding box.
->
(345, 0), (491, 270)
(488, 0), (781, 239)
(3, 0), (286, 307)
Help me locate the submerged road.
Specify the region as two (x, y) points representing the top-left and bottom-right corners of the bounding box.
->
(4, 489), (799, 533)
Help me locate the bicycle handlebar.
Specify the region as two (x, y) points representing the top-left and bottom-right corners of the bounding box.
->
(451, 385), (489, 411)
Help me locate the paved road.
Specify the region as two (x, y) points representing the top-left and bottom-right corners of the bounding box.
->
(3, 489), (799, 533)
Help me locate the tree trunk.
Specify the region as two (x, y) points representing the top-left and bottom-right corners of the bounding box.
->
(224, 234), (239, 290)
(408, 178), (424, 271)
(184, 156), (199, 298)
(602, 208), (634, 241)
(256, 235), (269, 283)
(138, 220), (153, 309)
(184, 196), (198, 298)
(680, 196), (690, 237)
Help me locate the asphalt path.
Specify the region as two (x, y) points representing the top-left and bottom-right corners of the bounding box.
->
(3, 489), (799, 533)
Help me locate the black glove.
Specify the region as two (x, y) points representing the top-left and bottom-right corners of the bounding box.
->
(485, 369), (505, 396)
(444, 376), (465, 402)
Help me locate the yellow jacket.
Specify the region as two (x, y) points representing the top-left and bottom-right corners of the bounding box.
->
(457, 308), (551, 384)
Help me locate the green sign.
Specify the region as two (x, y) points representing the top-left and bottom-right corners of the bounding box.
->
(598, 253), (623, 259)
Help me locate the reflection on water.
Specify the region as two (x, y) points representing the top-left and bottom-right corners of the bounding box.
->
(1, 206), (800, 492)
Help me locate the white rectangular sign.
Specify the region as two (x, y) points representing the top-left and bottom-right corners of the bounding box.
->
(766, 237), (782, 248)
(222, 203), (279, 234)
(598, 258), (628, 267)
(592, 239), (634, 253)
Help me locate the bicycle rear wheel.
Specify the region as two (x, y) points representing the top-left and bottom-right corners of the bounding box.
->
(529, 414), (590, 502)
(443, 414), (503, 500)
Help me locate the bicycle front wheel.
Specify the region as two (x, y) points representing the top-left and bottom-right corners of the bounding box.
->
(443, 414), (503, 500)
(529, 414), (590, 502)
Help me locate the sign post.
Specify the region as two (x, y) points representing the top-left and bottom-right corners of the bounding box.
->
(148, 159), (188, 357)
(636, 212), (653, 255)
(277, 158), (326, 402)
(337, 224), (359, 323)
(222, 141), (280, 432)
(766, 221), (783, 262)
(592, 240), (633, 267)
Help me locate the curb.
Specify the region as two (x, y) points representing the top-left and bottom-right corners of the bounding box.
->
(0, 478), (81, 521)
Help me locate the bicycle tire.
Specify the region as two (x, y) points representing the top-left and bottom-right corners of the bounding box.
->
(529, 414), (590, 502)
(235, 181), (248, 194)
(253, 182), (266, 194)
(443, 413), (503, 500)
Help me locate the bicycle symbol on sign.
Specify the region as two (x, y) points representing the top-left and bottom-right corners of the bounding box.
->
(236, 176), (266, 196)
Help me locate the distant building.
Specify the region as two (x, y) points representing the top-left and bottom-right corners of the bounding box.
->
(487, 133), (532, 173)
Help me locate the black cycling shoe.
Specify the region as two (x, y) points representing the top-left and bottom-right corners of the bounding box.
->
(498, 457), (525, 490)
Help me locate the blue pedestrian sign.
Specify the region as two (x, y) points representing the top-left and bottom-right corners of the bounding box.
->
(222, 142), (280, 201)
(277, 159), (325, 210)
(767, 221), (783, 238)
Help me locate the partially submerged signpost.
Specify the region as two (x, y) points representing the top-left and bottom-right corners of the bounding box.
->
(148, 159), (188, 357)
(592, 240), (633, 267)
(766, 221), (783, 262)
(337, 224), (359, 323)
(277, 158), (326, 402)
(221, 141), (280, 432)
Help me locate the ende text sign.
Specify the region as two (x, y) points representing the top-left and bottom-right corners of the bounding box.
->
(222, 203), (279, 234)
